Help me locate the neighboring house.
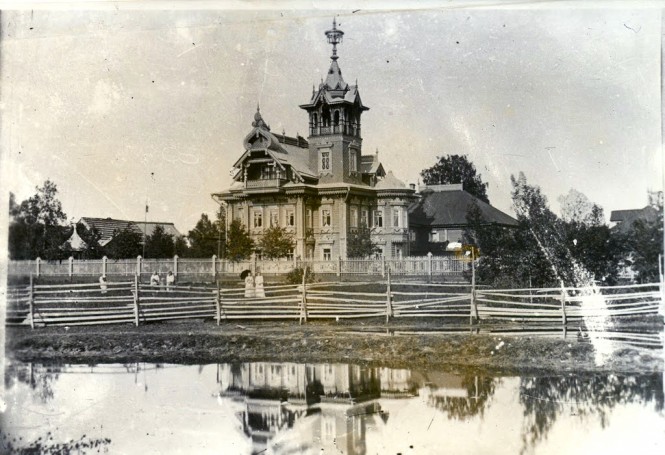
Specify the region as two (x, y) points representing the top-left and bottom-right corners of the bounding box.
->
(64, 217), (182, 253)
(610, 205), (661, 280)
(212, 20), (416, 260)
(408, 184), (518, 255)
(609, 206), (660, 235)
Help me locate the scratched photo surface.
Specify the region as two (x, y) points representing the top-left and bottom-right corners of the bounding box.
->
(1, 3), (664, 455)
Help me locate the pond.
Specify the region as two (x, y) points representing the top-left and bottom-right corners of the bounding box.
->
(2, 360), (664, 454)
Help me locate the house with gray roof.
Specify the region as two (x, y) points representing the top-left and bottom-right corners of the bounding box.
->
(212, 20), (416, 260)
(408, 184), (518, 255)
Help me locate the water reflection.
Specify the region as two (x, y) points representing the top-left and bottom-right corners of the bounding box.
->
(3, 361), (663, 455)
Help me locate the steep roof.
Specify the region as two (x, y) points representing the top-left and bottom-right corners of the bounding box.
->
(408, 188), (518, 228)
(360, 155), (383, 175)
(610, 205), (660, 234)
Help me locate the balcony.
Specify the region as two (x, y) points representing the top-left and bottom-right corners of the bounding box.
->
(310, 124), (361, 138)
(245, 179), (287, 191)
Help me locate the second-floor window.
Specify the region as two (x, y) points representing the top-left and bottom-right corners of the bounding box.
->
(393, 207), (402, 228)
(253, 210), (263, 228)
(350, 207), (358, 228)
(306, 209), (313, 229)
(286, 209), (295, 227)
(321, 209), (332, 228)
(269, 210), (278, 227)
(373, 210), (383, 228)
(361, 209), (368, 227)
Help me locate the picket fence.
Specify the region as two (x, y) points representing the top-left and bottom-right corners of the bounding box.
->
(6, 273), (663, 329)
(7, 254), (469, 280)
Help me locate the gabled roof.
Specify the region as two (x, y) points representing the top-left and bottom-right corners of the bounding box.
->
(610, 205), (660, 234)
(375, 171), (407, 190)
(360, 155), (384, 175)
(408, 187), (518, 228)
(79, 217), (182, 246)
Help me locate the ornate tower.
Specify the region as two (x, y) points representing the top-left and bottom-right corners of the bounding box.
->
(300, 19), (369, 184)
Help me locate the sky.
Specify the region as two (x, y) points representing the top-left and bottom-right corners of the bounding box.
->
(1, 2), (663, 235)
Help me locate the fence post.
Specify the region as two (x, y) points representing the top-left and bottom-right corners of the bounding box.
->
(35, 257), (41, 278)
(560, 281), (567, 326)
(68, 256), (74, 278)
(29, 274), (35, 329)
(216, 279), (221, 325)
(173, 255), (178, 278)
(337, 256), (341, 278)
(385, 267), (393, 323)
(212, 255), (217, 277)
(136, 255), (142, 278)
(381, 256), (386, 278)
(299, 268), (308, 325)
(102, 256), (108, 278)
(134, 274), (140, 327)
(427, 252), (433, 283)
(470, 252), (478, 324)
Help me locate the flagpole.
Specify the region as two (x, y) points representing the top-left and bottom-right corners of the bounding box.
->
(143, 199), (148, 259)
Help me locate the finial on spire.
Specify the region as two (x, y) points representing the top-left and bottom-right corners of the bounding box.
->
(252, 104), (270, 130)
(325, 17), (344, 61)
(375, 148), (379, 156)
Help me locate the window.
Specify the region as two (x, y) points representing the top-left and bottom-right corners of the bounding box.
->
(375, 247), (383, 259)
(393, 207), (402, 228)
(350, 207), (358, 228)
(323, 248), (332, 261)
(431, 231), (439, 242)
(373, 210), (383, 228)
(409, 230), (416, 241)
(349, 150), (357, 172)
(269, 210), (278, 227)
(321, 151), (330, 172)
(306, 209), (313, 229)
(321, 209), (331, 228)
(253, 210), (263, 228)
(286, 249), (294, 261)
(361, 209), (368, 227)
(286, 209), (295, 227)
(392, 242), (403, 259)
(237, 208), (244, 223)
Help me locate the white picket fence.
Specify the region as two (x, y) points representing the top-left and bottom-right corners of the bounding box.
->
(8, 254), (470, 279)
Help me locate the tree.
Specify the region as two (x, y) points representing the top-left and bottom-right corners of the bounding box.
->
(8, 180), (69, 259)
(144, 225), (175, 258)
(76, 224), (105, 259)
(187, 210), (225, 258)
(558, 189), (604, 225)
(174, 236), (189, 257)
(258, 226), (294, 259)
(105, 227), (143, 259)
(226, 219), (254, 261)
(420, 154), (489, 203)
(347, 223), (379, 258)
(624, 191), (663, 283)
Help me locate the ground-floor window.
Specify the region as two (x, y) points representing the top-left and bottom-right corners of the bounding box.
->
(323, 248), (332, 261)
(391, 243), (403, 259)
(375, 247), (383, 259)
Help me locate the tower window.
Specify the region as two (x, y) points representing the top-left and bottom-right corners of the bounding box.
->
(321, 151), (330, 172)
(349, 150), (357, 172)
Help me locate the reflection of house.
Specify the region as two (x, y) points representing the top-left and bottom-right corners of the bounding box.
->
(212, 20), (416, 260)
(408, 184), (518, 255)
(64, 217), (182, 253)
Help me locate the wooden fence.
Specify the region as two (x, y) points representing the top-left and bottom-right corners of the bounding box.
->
(5, 274), (663, 328)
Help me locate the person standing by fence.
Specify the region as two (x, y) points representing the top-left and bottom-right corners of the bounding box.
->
(150, 271), (160, 287)
(244, 273), (255, 298)
(255, 271), (265, 298)
(99, 275), (108, 294)
(166, 271), (175, 291)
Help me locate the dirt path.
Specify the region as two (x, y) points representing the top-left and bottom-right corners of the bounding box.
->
(6, 320), (663, 374)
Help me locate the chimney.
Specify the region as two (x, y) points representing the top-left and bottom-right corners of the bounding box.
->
(409, 183), (416, 190)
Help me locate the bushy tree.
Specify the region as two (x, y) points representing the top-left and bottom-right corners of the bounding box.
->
(144, 225), (175, 258)
(347, 223), (379, 258)
(187, 210), (225, 258)
(624, 191), (663, 283)
(8, 180), (69, 259)
(76, 224), (105, 259)
(258, 226), (294, 259)
(105, 227), (143, 259)
(226, 219), (254, 261)
(420, 154), (489, 203)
